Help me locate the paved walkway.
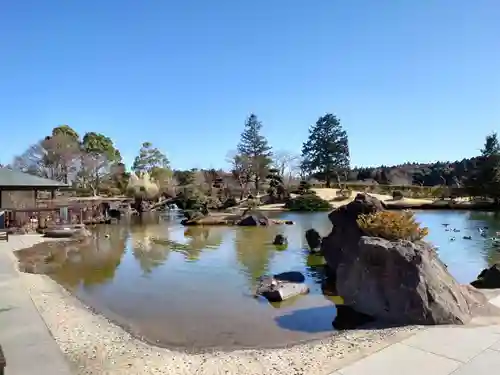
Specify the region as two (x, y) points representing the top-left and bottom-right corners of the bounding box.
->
(330, 296), (500, 375)
(0, 235), (74, 375)
(2, 234), (500, 374)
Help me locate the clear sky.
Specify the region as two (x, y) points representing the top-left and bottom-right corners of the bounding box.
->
(1, 0), (499, 170)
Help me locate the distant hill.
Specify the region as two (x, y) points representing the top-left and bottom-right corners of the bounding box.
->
(349, 157), (480, 187)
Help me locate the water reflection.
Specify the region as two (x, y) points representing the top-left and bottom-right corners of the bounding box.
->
(52, 228), (127, 289)
(414, 210), (500, 283)
(129, 225), (172, 274)
(14, 210), (500, 350)
(234, 227), (280, 285)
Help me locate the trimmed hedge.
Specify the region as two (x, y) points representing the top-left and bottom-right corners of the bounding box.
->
(284, 193), (332, 211)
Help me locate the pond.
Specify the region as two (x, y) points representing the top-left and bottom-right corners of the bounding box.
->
(16, 210), (500, 351)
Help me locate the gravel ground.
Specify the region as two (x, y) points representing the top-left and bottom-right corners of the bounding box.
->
(13, 236), (423, 375)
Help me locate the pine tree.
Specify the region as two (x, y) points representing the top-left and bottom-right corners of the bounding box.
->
(465, 133), (500, 202)
(301, 114), (350, 187)
(237, 114), (273, 193)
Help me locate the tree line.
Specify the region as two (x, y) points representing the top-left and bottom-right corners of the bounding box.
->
(7, 114), (500, 202)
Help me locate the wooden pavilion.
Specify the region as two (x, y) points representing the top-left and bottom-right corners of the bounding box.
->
(0, 168), (69, 230)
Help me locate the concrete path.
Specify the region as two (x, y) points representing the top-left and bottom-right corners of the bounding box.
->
(2, 234), (500, 375)
(0, 235), (74, 375)
(331, 295), (500, 375)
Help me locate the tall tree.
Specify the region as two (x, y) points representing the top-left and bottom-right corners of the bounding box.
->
(79, 132), (121, 195)
(301, 113), (350, 187)
(12, 125), (80, 183)
(132, 142), (170, 175)
(237, 114), (272, 193)
(465, 132), (500, 202)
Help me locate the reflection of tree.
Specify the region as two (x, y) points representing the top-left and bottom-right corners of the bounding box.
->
(179, 227), (225, 261)
(305, 254), (327, 283)
(234, 227), (278, 286)
(466, 212), (500, 265)
(53, 227), (127, 288)
(129, 225), (171, 274)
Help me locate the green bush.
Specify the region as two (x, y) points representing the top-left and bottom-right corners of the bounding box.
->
(357, 211), (429, 241)
(297, 180), (312, 195)
(285, 193), (332, 211)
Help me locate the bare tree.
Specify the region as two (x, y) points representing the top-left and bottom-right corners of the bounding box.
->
(272, 150), (301, 187)
(12, 133), (80, 183)
(77, 152), (111, 196)
(227, 151), (252, 199)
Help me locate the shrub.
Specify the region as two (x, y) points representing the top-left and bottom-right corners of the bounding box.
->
(297, 180), (312, 194)
(392, 190), (404, 200)
(285, 193), (332, 211)
(356, 211), (429, 241)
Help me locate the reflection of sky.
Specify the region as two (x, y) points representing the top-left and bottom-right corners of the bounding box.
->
(413, 211), (497, 283)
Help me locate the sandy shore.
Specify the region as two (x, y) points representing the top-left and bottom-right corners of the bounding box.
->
(257, 188), (435, 211)
(10, 235), (423, 375)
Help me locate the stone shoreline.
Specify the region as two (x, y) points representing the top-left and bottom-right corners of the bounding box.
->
(11, 235), (423, 375)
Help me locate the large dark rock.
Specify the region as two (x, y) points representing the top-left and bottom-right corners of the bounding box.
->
(333, 305), (375, 330)
(321, 193), (385, 272)
(305, 228), (322, 252)
(237, 210), (270, 226)
(321, 193), (494, 325)
(471, 264), (500, 289)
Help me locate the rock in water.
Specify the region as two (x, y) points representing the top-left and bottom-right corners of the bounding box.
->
(322, 193), (491, 325)
(273, 234), (287, 245)
(238, 210), (270, 226)
(305, 229), (322, 252)
(255, 271), (308, 302)
(261, 282), (309, 303)
(273, 271), (305, 283)
(471, 264), (500, 289)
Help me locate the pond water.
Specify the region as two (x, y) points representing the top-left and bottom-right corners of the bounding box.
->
(17, 210), (500, 350)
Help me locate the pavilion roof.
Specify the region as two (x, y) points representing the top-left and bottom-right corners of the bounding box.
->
(0, 168), (69, 190)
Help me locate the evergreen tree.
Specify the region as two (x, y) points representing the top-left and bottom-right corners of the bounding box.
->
(301, 113), (350, 187)
(237, 114), (273, 193)
(465, 133), (500, 202)
(132, 142), (169, 175)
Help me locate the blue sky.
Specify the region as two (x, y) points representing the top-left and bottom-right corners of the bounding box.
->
(1, 0), (499, 170)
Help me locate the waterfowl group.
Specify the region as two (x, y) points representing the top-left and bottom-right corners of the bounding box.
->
(442, 224), (493, 242)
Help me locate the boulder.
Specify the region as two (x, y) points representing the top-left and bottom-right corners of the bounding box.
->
(471, 264), (500, 289)
(254, 271), (308, 302)
(261, 282), (309, 302)
(237, 210), (270, 226)
(333, 305), (375, 330)
(321, 193), (493, 325)
(305, 229), (322, 252)
(274, 271), (305, 283)
(321, 193), (385, 272)
(273, 234), (287, 245)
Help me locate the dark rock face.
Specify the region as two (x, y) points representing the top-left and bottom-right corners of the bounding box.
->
(305, 229), (322, 252)
(471, 264), (500, 289)
(333, 305), (375, 330)
(237, 210), (270, 226)
(338, 237), (488, 325)
(273, 234), (287, 245)
(321, 193), (491, 325)
(321, 193), (385, 272)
